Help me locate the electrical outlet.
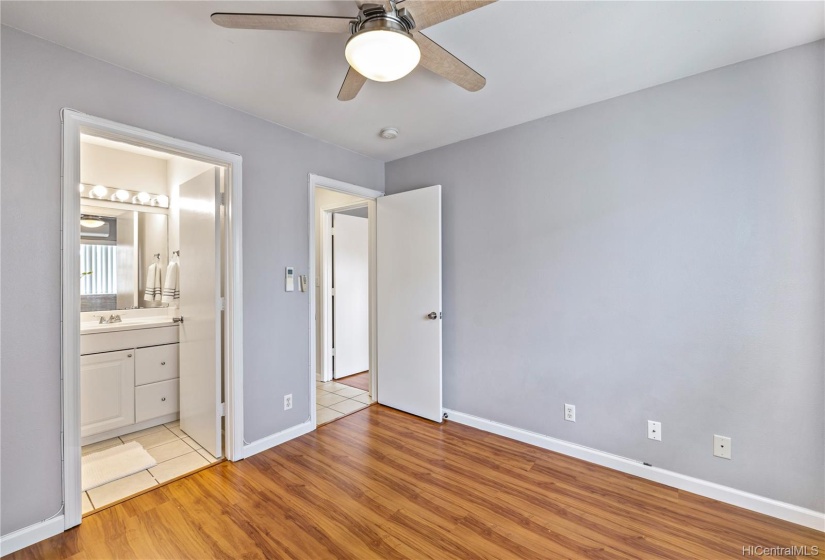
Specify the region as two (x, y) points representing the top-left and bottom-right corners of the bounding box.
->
(648, 420), (662, 441)
(564, 404), (576, 422)
(284, 394), (293, 411)
(713, 435), (731, 459)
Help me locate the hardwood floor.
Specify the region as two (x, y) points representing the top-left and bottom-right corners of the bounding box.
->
(336, 370), (369, 391)
(13, 405), (823, 559)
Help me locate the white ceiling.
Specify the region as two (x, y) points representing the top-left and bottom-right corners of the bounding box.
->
(3, 1), (823, 161)
(81, 134), (174, 160)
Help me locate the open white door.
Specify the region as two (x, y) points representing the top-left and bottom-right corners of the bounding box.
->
(377, 185), (442, 422)
(178, 168), (222, 458)
(333, 212), (370, 378)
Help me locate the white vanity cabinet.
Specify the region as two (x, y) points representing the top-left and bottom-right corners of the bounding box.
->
(80, 350), (135, 438)
(80, 323), (180, 444)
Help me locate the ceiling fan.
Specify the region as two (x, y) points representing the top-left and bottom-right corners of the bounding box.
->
(211, 0), (496, 101)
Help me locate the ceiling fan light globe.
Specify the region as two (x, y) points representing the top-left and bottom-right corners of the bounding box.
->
(345, 29), (420, 83)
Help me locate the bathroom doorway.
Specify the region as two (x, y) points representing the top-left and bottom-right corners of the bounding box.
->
(61, 110), (244, 529)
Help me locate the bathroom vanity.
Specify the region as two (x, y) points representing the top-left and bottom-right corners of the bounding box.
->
(80, 313), (180, 445)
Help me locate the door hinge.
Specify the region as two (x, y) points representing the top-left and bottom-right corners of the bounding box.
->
(330, 288), (335, 296)
(220, 297), (225, 311)
(220, 402), (226, 417)
(220, 192), (226, 206)
(330, 348), (335, 357)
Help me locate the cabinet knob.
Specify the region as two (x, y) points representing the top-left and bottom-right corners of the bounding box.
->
(161, 361), (166, 366)
(161, 397), (166, 402)
(127, 354), (132, 358)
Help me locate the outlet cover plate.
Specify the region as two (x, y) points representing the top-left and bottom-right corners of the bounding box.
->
(284, 394), (293, 411)
(564, 404), (576, 422)
(713, 434), (731, 459)
(648, 420), (662, 441)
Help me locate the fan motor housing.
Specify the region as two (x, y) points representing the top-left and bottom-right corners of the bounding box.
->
(351, 3), (416, 36)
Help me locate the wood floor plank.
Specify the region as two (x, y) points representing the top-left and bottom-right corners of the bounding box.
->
(9, 405), (823, 559)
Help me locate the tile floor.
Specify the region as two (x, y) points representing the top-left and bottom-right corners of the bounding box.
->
(81, 420), (219, 514)
(316, 380), (372, 425)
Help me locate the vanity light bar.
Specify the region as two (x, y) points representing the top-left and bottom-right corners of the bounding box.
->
(79, 182), (169, 209)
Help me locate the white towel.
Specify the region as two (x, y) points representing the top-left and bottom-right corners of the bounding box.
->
(144, 263), (162, 301)
(162, 261), (179, 303)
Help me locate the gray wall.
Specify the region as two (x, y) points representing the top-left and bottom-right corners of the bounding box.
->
(386, 41), (825, 511)
(0, 27), (383, 535)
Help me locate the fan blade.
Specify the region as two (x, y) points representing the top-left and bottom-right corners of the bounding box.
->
(338, 66), (368, 101)
(211, 13), (353, 34)
(400, 0), (496, 30)
(413, 31), (485, 92)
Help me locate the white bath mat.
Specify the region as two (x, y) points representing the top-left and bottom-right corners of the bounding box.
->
(82, 441), (157, 491)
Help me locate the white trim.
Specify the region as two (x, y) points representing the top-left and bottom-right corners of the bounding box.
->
(366, 198), (378, 399)
(320, 209), (333, 381)
(0, 516), (65, 557)
(444, 409), (825, 532)
(61, 109), (245, 534)
(240, 420), (315, 459)
(308, 174), (382, 429)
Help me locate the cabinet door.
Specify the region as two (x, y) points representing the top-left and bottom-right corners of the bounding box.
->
(81, 350), (135, 438)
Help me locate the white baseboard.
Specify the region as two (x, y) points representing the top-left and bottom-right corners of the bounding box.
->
(0, 515), (64, 557)
(444, 409), (825, 532)
(240, 419), (314, 459)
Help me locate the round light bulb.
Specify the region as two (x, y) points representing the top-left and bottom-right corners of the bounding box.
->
(114, 189), (130, 202)
(91, 185), (107, 198)
(137, 192), (151, 203)
(156, 195), (169, 207)
(78, 183), (85, 193)
(345, 29), (420, 82)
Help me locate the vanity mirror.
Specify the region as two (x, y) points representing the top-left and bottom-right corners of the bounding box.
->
(80, 204), (169, 312)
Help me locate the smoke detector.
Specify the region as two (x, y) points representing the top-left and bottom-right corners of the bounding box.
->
(379, 127), (399, 140)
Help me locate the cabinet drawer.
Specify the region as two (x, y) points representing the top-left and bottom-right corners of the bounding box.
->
(135, 344), (179, 385)
(135, 379), (179, 423)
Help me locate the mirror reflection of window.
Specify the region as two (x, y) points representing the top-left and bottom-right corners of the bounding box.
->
(80, 215), (119, 312)
(80, 244), (117, 295)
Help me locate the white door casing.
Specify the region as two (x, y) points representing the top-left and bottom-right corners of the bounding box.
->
(332, 213), (370, 378)
(178, 168), (222, 458)
(376, 185), (443, 422)
(62, 110), (244, 535)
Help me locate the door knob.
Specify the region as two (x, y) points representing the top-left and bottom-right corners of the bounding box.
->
(173, 316), (184, 323)
(427, 312), (438, 320)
